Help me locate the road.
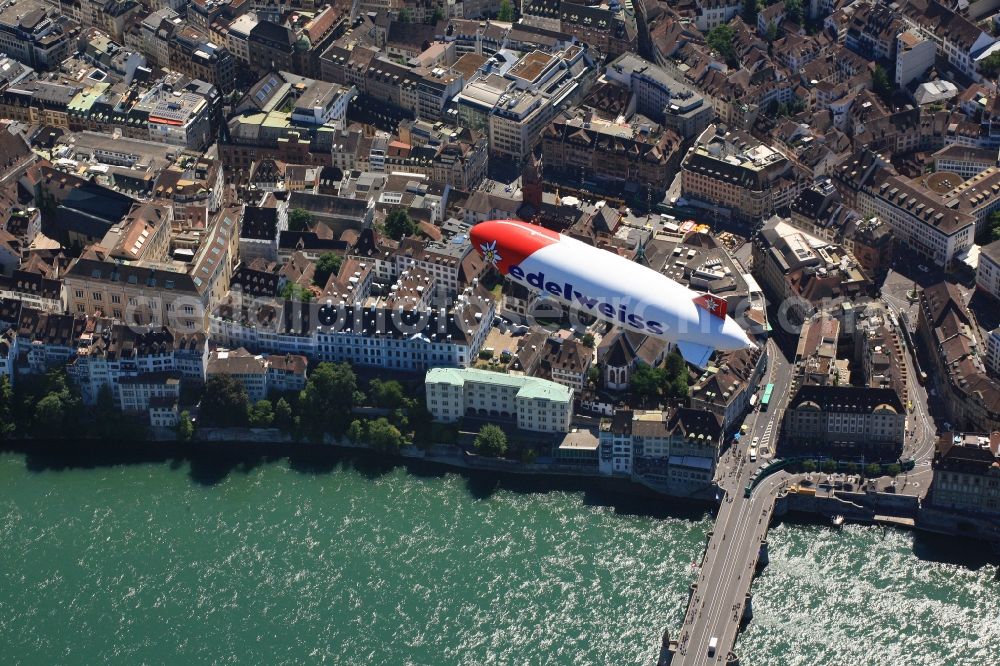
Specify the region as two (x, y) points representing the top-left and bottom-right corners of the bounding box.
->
(672, 338), (794, 665)
(878, 270), (940, 496)
(666, 266), (944, 664)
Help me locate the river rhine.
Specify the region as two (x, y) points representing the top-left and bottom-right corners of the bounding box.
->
(1, 451), (997, 665)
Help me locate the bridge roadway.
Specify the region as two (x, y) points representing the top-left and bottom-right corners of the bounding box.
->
(671, 471), (787, 665)
(665, 294), (940, 665)
(667, 338), (793, 665)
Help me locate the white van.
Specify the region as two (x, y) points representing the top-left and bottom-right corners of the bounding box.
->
(708, 636), (718, 656)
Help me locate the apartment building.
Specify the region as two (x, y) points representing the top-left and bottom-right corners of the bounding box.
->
(211, 285), (495, 371)
(118, 372), (181, 413)
(931, 145), (999, 179)
(895, 30), (935, 87)
(898, 0), (998, 81)
(918, 282), (1000, 432)
(689, 346), (766, 432)
(599, 409), (634, 475)
(752, 217), (872, 320)
(604, 53), (713, 139)
(978, 240), (1000, 301)
(455, 46), (594, 161)
(64, 207), (241, 331)
(783, 384), (907, 459)
(206, 348), (307, 402)
(599, 407), (723, 495)
(541, 113), (683, 191)
(0, 80), (80, 129)
(425, 367), (574, 433)
(138, 8), (180, 68)
(930, 432), (1000, 516)
(543, 338), (591, 392)
(67, 323), (207, 406)
(681, 125), (802, 222)
(0, 0), (77, 70)
(168, 25), (236, 94)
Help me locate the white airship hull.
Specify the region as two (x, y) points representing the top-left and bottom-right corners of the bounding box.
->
(506, 235), (746, 365)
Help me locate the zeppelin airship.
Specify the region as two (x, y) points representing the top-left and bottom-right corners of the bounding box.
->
(470, 219), (755, 367)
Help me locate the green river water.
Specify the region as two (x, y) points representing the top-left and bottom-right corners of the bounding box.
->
(0, 451), (997, 665)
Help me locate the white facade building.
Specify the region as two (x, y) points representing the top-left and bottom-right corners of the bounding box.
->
(986, 327), (1000, 378)
(118, 372), (181, 413)
(211, 287), (495, 371)
(977, 241), (1000, 301)
(895, 30), (935, 87)
(425, 367), (573, 433)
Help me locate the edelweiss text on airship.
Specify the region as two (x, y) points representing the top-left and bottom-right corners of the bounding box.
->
(470, 219), (755, 367)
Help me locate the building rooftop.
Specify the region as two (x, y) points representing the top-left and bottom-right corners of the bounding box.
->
(426, 367), (573, 402)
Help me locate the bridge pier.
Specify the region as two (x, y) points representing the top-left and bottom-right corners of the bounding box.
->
(657, 627), (675, 666)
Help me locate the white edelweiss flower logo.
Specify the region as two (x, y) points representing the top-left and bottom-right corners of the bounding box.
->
(481, 240), (502, 267)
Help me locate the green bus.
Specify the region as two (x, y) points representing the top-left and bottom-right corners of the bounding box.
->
(760, 383), (774, 411)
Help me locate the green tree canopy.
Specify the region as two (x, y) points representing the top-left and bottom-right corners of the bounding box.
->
(581, 333), (595, 348)
(201, 375), (250, 426)
(473, 423), (508, 457)
(630, 364), (665, 405)
(299, 362), (359, 436)
(281, 282), (313, 302)
(426, 6), (445, 23)
(784, 0), (802, 24)
(368, 379), (411, 409)
(498, 0), (514, 21)
(347, 419), (367, 443)
(706, 25), (736, 66)
(249, 400), (274, 427)
(34, 393), (68, 439)
(313, 252), (343, 288)
(663, 349), (690, 401)
(384, 209), (418, 240)
(981, 210), (1000, 244)
(24, 369), (81, 439)
(872, 65), (893, 104)
(802, 459), (817, 472)
(368, 417), (405, 452)
(0, 375), (16, 439)
(865, 463), (883, 477)
(288, 208), (312, 232)
(274, 397), (294, 428)
(742, 0), (758, 22)
(979, 51), (1000, 77)
(177, 410), (195, 441)
(821, 459), (837, 474)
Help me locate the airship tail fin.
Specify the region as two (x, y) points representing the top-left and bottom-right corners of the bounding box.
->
(676, 340), (715, 368)
(693, 293), (727, 318)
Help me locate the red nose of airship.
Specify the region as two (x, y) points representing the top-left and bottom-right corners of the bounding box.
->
(470, 219), (560, 274)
